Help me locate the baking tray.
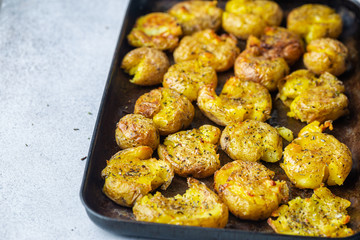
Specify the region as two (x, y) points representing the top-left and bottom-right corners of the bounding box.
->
(80, 0), (360, 239)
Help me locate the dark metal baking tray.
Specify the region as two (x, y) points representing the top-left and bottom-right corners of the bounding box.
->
(80, 0), (360, 239)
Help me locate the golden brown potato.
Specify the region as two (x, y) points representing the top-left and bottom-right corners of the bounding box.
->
(101, 146), (174, 207)
(304, 38), (348, 76)
(133, 178), (229, 228)
(197, 77), (272, 126)
(168, 1), (223, 35)
(222, 0), (283, 40)
(115, 114), (159, 150)
(163, 60), (217, 101)
(121, 47), (170, 86)
(173, 29), (240, 72)
(127, 12), (182, 50)
(268, 186), (354, 237)
(158, 125), (221, 178)
(281, 121), (352, 189)
(220, 120), (282, 162)
(214, 160), (289, 221)
(134, 87), (194, 135)
(287, 4), (342, 43)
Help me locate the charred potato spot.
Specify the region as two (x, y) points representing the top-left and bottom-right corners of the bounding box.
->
(133, 178), (229, 228)
(121, 47), (170, 86)
(220, 120), (282, 163)
(168, 1), (223, 35)
(287, 4), (342, 43)
(115, 114), (160, 150)
(214, 160), (289, 220)
(268, 187), (354, 237)
(173, 29), (240, 72)
(158, 125), (221, 178)
(127, 12), (182, 50)
(101, 146), (174, 207)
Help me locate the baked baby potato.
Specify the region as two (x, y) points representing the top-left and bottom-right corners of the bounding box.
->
(214, 160), (289, 220)
(158, 125), (221, 178)
(121, 47), (170, 86)
(163, 59), (217, 102)
(101, 146), (174, 207)
(281, 121), (352, 189)
(222, 0), (283, 40)
(173, 29), (240, 72)
(127, 12), (182, 50)
(197, 76), (272, 126)
(287, 4), (342, 43)
(268, 186), (353, 237)
(134, 87), (194, 135)
(133, 178), (228, 228)
(168, 1), (222, 35)
(220, 120), (282, 162)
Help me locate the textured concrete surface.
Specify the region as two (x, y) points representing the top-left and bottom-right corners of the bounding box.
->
(0, 0), (148, 239)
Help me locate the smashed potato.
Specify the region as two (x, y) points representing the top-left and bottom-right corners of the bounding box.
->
(127, 12), (182, 50)
(121, 47), (170, 86)
(168, 1), (223, 35)
(134, 87), (194, 135)
(281, 121), (352, 189)
(220, 120), (282, 162)
(214, 160), (289, 220)
(268, 186), (354, 237)
(222, 0), (283, 40)
(173, 29), (240, 72)
(158, 125), (221, 178)
(133, 178), (229, 228)
(101, 146), (174, 207)
(197, 77), (272, 126)
(304, 38), (348, 76)
(287, 4), (342, 43)
(163, 60), (217, 101)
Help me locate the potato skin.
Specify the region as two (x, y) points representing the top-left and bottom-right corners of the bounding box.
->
(197, 77), (271, 126)
(287, 4), (342, 43)
(101, 146), (174, 207)
(134, 87), (194, 135)
(214, 160), (289, 220)
(115, 114), (159, 150)
(220, 120), (282, 163)
(127, 12), (182, 50)
(168, 1), (223, 35)
(133, 178), (229, 228)
(121, 47), (170, 86)
(173, 29), (240, 72)
(304, 38), (348, 76)
(163, 60), (217, 101)
(158, 125), (221, 178)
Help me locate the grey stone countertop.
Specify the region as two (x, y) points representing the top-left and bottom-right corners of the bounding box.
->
(0, 0), (147, 239)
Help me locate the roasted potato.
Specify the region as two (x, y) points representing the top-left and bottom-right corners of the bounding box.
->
(281, 121), (352, 189)
(115, 114), (159, 150)
(214, 160), (289, 220)
(158, 125), (221, 178)
(134, 87), (194, 135)
(268, 186), (354, 237)
(133, 178), (229, 228)
(287, 4), (342, 43)
(168, 1), (223, 35)
(101, 146), (174, 207)
(222, 0), (283, 40)
(163, 59), (217, 101)
(220, 120), (282, 162)
(304, 38), (348, 76)
(197, 76), (272, 126)
(121, 47), (170, 86)
(127, 12), (182, 50)
(173, 29), (240, 72)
